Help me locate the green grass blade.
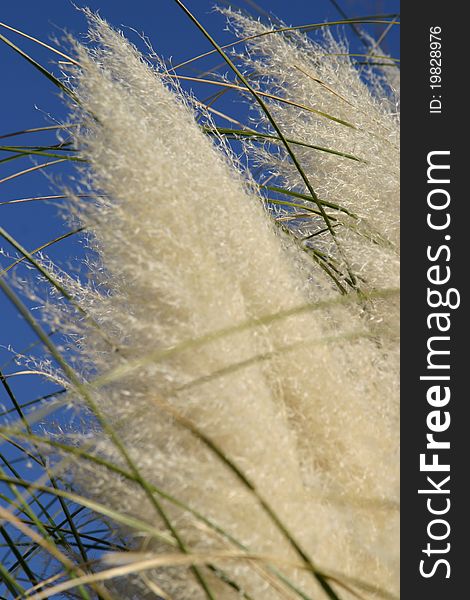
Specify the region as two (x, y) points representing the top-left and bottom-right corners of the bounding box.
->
(0, 227), (85, 276)
(0, 145), (84, 164)
(260, 184), (357, 217)
(173, 74), (355, 128)
(0, 21), (79, 65)
(173, 0), (358, 294)
(0, 275), (217, 600)
(172, 16), (400, 71)
(0, 32), (77, 101)
(203, 127), (364, 161)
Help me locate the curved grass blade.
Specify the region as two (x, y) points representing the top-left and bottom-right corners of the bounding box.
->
(203, 127), (364, 161)
(0, 194), (97, 208)
(172, 16), (400, 71)
(0, 368), (92, 575)
(0, 276), (217, 600)
(0, 389), (65, 419)
(0, 451), (72, 552)
(327, 52), (399, 62)
(0, 124), (78, 141)
(25, 550), (328, 600)
(2, 427), (315, 600)
(0, 561), (26, 597)
(0, 21), (79, 65)
(0, 466), (92, 600)
(145, 395), (342, 600)
(0, 227), (85, 277)
(173, 0), (359, 294)
(0, 476), (175, 547)
(264, 198), (338, 219)
(172, 74), (355, 128)
(92, 285), (397, 390)
(260, 184), (357, 218)
(0, 225), (88, 315)
(0, 522), (39, 589)
(0, 32), (77, 102)
(0, 145), (84, 165)
(0, 225), (121, 349)
(0, 159), (67, 185)
(0, 506), (112, 600)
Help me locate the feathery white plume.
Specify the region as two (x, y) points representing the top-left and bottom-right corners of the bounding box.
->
(222, 9), (400, 334)
(48, 12), (399, 599)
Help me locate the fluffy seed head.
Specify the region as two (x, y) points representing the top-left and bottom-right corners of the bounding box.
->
(45, 12), (400, 599)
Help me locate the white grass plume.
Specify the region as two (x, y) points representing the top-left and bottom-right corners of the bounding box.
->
(222, 9), (400, 332)
(48, 13), (399, 599)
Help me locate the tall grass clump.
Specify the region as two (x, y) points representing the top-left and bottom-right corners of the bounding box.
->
(0, 6), (399, 600)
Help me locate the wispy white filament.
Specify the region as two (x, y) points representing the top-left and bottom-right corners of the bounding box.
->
(49, 12), (399, 600)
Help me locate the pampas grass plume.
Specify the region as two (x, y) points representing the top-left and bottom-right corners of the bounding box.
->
(43, 11), (400, 600)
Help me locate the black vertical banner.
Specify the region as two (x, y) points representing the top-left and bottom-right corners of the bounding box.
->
(401, 2), (468, 597)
